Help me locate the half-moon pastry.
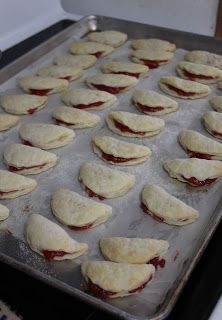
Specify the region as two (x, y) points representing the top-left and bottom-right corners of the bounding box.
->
(131, 49), (173, 68)
(88, 30), (127, 47)
(210, 96), (222, 112)
(0, 114), (19, 131)
(184, 50), (222, 69)
(54, 54), (97, 69)
(203, 111), (222, 139)
(70, 41), (114, 58)
(131, 38), (176, 52)
(0, 204), (9, 221)
(37, 65), (83, 81)
(101, 61), (148, 78)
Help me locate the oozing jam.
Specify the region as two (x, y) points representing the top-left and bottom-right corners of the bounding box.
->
(102, 151), (136, 163)
(91, 84), (128, 94)
(29, 88), (52, 96)
(128, 275), (152, 294)
(112, 71), (140, 78)
(54, 119), (72, 127)
(149, 257), (166, 269)
(166, 84), (196, 97)
(212, 130), (222, 138)
(0, 189), (18, 196)
(68, 222), (94, 231)
(28, 107), (39, 114)
(182, 69), (215, 81)
(187, 150), (212, 160)
(83, 183), (106, 200)
(60, 76), (72, 81)
(181, 175), (217, 186)
(137, 102), (164, 113)
(113, 119), (146, 136)
(72, 101), (104, 109)
(88, 280), (116, 298)
(141, 59), (168, 69)
(23, 140), (33, 146)
(141, 202), (165, 222)
(42, 250), (68, 260)
(93, 51), (104, 58)
(8, 163), (47, 172)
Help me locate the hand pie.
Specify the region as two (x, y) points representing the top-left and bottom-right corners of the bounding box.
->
(79, 162), (135, 200)
(130, 49), (173, 69)
(159, 76), (210, 99)
(101, 61), (148, 78)
(100, 237), (169, 266)
(61, 88), (117, 110)
(86, 74), (138, 94)
(0, 114), (19, 131)
(26, 214), (88, 260)
(142, 185), (199, 225)
(0, 204), (9, 221)
(203, 111), (222, 139)
(184, 50), (222, 69)
(133, 89), (178, 115)
(4, 144), (58, 175)
(88, 30), (127, 47)
(1, 94), (47, 115)
(106, 111), (165, 137)
(69, 41), (114, 58)
(19, 123), (74, 149)
(54, 54), (97, 69)
(0, 170), (37, 199)
(163, 158), (222, 186)
(131, 38), (176, 52)
(179, 129), (222, 160)
(51, 189), (112, 230)
(81, 260), (155, 298)
(210, 96), (222, 112)
(92, 135), (151, 165)
(176, 61), (222, 84)
(217, 81), (222, 91)
(53, 106), (101, 129)
(36, 65), (83, 81)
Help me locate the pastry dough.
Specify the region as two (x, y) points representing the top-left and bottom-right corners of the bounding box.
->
(1, 94), (47, 115)
(131, 38), (176, 52)
(179, 129), (222, 160)
(142, 185), (199, 225)
(106, 111), (165, 137)
(51, 189), (112, 230)
(159, 76), (210, 99)
(133, 89), (178, 115)
(4, 144), (58, 175)
(86, 74), (138, 94)
(88, 31), (127, 47)
(100, 237), (169, 264)
(131, 49), (173, 68)
(184, 50), (222, 69)
(92, 135), (151, 165)
(37, 65), (83, 81)
(26, 214), (88, 260)
(19, 123), (74, 149)
(217, 80), (222, 91)
(101, 61), (148, 78)
(177, 61), (222, 84)
(54, 54), (97, 69)
(163, 158), (222, 186)
(203, 111), (222, 139)
(18, 76), (69, 96)
(81, 260), (155, 298)
(210, 96), (222, 112)
(69, 41), (114, 58)
(0, 114), (19, 131)
(0, 169), (37, 199)
(53, 106), (101, 129)
(0, 204), (9, 221)
(61, 88), (117, 110)
(79, 162), (135, 199)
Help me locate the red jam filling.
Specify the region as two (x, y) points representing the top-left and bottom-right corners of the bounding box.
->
(8, 163), (47, 172)
(112, 71), (140, 78)
(23, 140), (33, 147)
(113, 119), (146, 136)
(42, 250), (68, 260)
(149, 257), (166, 269)
(137, 102), (164, 113)
(141, 202), (164, 222)
(60, 76), (72, 81)
(187, 150), (212, 160)
(181, 175), (217, 186)
(102, 151), (136, 163)
(182, 69), (215, 81)
(29, 88), (52, 96)
(28, 107), (39, 114)
(166, 84), (196, 97)
(0, 189), (18, 196)
(68, 222), (94, 231)
(212, 130), (222, 138)
(128, 275), (152, 294)
(72, 101), (104, 109)
(141, 59), (168, 69)
(93, 51), (104, 58)
(88, 280), (116, 298)
(54, 119), (72, 127)
(83, 183), (105, 201)
(92, 84), (128, 94)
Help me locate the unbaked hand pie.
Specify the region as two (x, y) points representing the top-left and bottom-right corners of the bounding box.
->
(26, 214), (88, 261)
(61, 88), (117, 110)
(100, 237), (169, 266)
(133, 89), (178, 115)
(159, 76), (210, 99)
(1, 94), (47, 115)
(0, 204), (9, 221)
(92, 135), (151, 165)
(4, 144), (58, 175)
(79, 162), (135, 200)
(163, 158), (222, 186)
(179, 129), (222, 160)
(88, 30), (127, 47)
(142, 185), (199, 225)
(0, 114), (19, 131)
(19, 123), (74, 149)
(51, 189), (112, 231)
(37, 65), (83, 81)
(54, 54), (97, 69)
(184, 50), (222, 69)
(203, 111), (222, 139)
(101, 61), (149, 78)
(210, 96), (222, 112)
(53, 106), (101, 129)
(69, 41), (114, 58)
(131, 38), (176, 52)
(81, 260), (155, 298)
(130, 49), (173, 69)
(106, 111), (165, 137)
(176, 61), (222, 84)
(86, 74), (138, 94)
(217, 81), (222, 91)
(0, 169), (37, 199)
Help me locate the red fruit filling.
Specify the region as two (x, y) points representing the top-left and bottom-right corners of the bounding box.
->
(91, 84), (128, 94)
(42, 250), (68, 260)
(182, 69), (215, 81)
(59, 76), (72, 81)
(187, 150), (212, 160)
(128, 275), (153, 294)
(141, 202), (164, 222)
(0, 189), (19, 196)
(82, 183), (105, 201)
(29, 88), (52, 96)
(166, 84), (197, 97)
(23, 140), (33, 147)
(71, 101), (104, 109)
(8, 163), (47, 172)
(141, 59), (168, 69)
(113, 119), (146, 136)
(149, 257), (166, 269)
(112, 71), (140, 78)
(181, 175), (217, 186)
(212, 130), (222, 138)
(137, 102), (164, 113)
(101, 151), (136, 163)
(54, 119), (72, 127)
(88, 280), (116, 298)
(68, 222), (94, 231)
(93, 51), (104, 58)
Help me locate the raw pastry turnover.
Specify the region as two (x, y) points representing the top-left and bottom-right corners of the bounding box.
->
(26, 214), (88, 261)
(133, 89), (178, 115)
(37, 65), (83, 81)
(69, 41), (114, 58)
(131, 49), (173, 69)
(4, 144), (58, 175)
(217, 80), (222, 91)
(210, 96), (222, 112)
(92, 135), (151, 165)
(0, 204), (9, 221)
(159, 76), (210, 99)
(203, 111), (222, 139)
(141, 185), (199, 225)
(163, 158), (222, 187)
(51, 189), (112, 230)
(0, 114), (19, 131)
(88, 30), (127, 47)
(184, 50), (222, 69)
(79, 162), (135, 200)
(106, 111), (165, 137)
(54, 54), (97, 69)
(131, 38), (176, 52)
(19, 123), (74, 149)
(101, 61), (148, 78)
(81, 260), (155, 298)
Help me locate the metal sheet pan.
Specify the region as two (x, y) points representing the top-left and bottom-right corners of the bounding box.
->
(0, 15), (222, 320)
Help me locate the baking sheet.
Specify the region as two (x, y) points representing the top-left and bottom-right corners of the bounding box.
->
(0, 15), (222, 320)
